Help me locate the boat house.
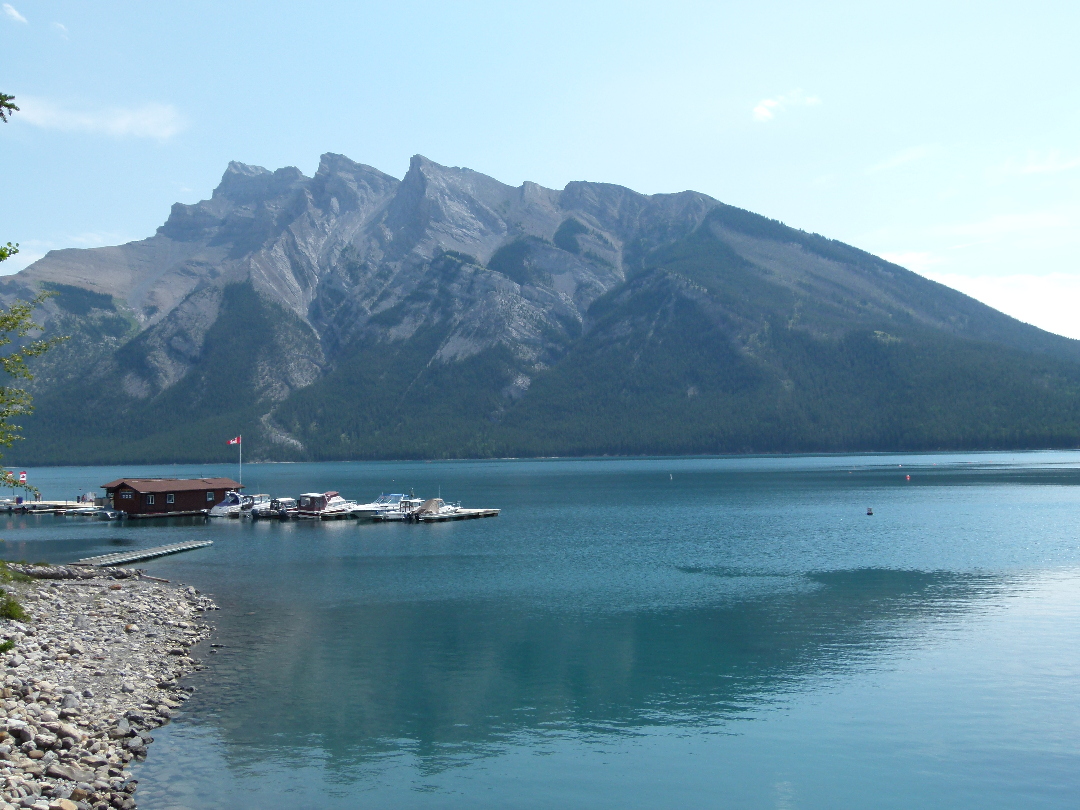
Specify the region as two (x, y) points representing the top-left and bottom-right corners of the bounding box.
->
(102, 478), (242, 517)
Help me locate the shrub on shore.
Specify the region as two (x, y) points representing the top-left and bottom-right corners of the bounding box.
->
(0, 586), (28, 621)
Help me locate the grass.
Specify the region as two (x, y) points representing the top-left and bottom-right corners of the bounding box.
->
(0, 561), (32, 584)
(0, 588), (28, 622)
(0, 640), (13, 653)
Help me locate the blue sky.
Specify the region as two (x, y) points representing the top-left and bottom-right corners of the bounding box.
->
(2, 0), (1078, 337)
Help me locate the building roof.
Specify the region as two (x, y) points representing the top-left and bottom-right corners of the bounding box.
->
(101, 477), (242, 493)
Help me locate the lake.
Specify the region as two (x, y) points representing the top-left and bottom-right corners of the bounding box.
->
(4, 452), (1080, 808)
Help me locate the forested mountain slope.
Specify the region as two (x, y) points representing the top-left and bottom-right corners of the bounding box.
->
(5, 153), (1080, 464)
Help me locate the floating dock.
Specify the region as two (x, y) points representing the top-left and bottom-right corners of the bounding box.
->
(2, 500), (92, 515)
(74, 540), (214, 567)
(417, 508), (500, 522)
(125, 510), (208, 520)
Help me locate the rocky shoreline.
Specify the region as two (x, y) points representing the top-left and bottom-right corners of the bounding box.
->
(0, 564), (216, 810)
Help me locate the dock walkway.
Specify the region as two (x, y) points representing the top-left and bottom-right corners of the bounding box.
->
(74, 540), (213, 567)
(417, 508), (500, 522)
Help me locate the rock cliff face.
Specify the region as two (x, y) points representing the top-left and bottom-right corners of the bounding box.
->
(5, 153), (1080, 463)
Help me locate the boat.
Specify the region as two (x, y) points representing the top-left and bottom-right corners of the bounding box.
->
(93, 508), (126, 520)
(61, 506), (100, 517)
(411, 498), (462, 521)
(371, 494), (425, 521)
(209, 491), (246, 517)
(240, 494), (272, 517)
(251, 497), (297, 520)
(414, 498), (501, 522)
(209, 491), (270, 518)
(295, 491), (358, 520)
(350, 493), (408, 520)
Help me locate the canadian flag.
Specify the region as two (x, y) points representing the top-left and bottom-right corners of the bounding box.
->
(227, 436), (241, 445)
(18, 471), (26, 483)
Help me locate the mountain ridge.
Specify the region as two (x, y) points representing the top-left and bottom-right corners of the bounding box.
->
(5, 153), (1080, 464)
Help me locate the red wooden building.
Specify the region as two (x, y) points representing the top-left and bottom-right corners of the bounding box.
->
(102, 478), (241, 517)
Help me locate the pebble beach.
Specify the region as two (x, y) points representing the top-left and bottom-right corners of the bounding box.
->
(0, 564), (216, 810)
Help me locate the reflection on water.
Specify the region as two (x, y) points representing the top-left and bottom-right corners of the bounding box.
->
(3, 452), (1080, 808)
(184, 568), (1007, 773)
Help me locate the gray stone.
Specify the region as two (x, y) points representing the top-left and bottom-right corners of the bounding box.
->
(46, 763), (97, 784)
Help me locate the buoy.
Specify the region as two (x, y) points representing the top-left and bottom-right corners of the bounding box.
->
(906, 474), (910, 480)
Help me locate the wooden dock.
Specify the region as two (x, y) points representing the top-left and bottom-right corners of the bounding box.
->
(2, 500), (92, 515)
(417, 508), (500, 522)
(74, 540), (214, 567)
(126, 510), (208, 520)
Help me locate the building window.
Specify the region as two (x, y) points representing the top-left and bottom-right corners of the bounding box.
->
(120, 492), (133, 500)
(206, 491), (214, 502)
(147, 494), (155, 505)
(166, 494), (175, 504)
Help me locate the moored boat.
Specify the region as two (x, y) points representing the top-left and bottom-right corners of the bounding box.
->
(209, 491), (244, 518)
(351, 493), (406, 520)
(371, 494), (425, 521)
(251, 497), (297, 520)
(295, 491), (357, 520)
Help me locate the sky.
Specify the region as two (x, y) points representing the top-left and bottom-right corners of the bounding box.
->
(2, 0), (1078, 337)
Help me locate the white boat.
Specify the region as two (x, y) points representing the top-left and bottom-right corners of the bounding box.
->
(295, 491), (357, 520)
(350, 493), (407, 519)
(65, 506), (100, 516)
(210, 491), (270, 518)
(209, 491), (244, 517)
(412, 498), (462, 521)
(240, 494), (272, 518)
(251, 497), (297, 519)
(371, 494), (425, 521)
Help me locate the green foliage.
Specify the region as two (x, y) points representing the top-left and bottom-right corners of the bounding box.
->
(40, 282), (116, 316)
(440, 250), (479, 266)
(0, 281), (68, 484)
(583, 250), (614, 268)
(8, 155), (1080, 464)
(0, 640), (14, 654)
(0, 93), (16, 124)
(0, 89), (63, 485)
(553, 218), (588, 254)
(0, 588), (27, 622)
(487, 237), (550, 286)
(0, 561), (31, 583)
(15, 281), (318, 464)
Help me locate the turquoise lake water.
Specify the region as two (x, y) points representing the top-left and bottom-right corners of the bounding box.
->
(4, 452), (1080, 808)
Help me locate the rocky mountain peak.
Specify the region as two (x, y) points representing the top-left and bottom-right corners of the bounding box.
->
(10, 150), (1080, 466)
(212, 162), (307, 206)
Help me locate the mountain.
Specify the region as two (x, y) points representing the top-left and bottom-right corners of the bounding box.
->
(5, 153), (1080, 464)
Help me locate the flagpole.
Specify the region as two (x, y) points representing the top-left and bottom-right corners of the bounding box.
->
(239, 435), (242, 487)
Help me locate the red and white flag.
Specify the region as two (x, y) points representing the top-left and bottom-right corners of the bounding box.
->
(18, 471), (26, 483)
(227, 436), (241, 445)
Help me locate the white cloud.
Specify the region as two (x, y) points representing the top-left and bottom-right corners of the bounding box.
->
(752, 90), (821, 123)
(879, 251), (943, 273)
(52, 21), (67, 38)
(924, 272), (1080, 340)
(3, 3), (27, 23)
(867, 145), (939, 174)
(16, 97), (185, 140)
